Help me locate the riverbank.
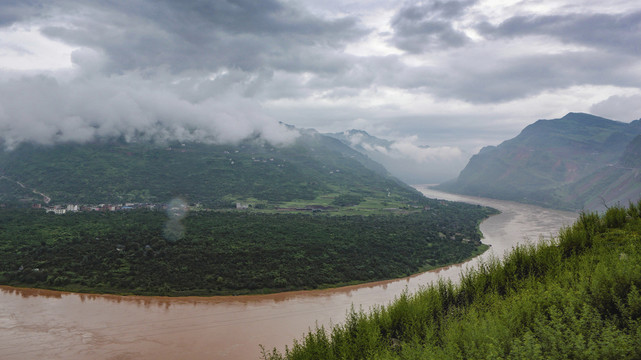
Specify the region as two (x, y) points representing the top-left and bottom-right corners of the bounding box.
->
(1, 242), (493, 299)
(0, 189), (578, 360)
(264, 204), (641, 359)
(0, 202), (495, 297)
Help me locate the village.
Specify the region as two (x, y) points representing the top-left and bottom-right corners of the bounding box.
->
(33, 202), (162, 214)
(33, 201), (276, 214)
(35, 202), (331, 215)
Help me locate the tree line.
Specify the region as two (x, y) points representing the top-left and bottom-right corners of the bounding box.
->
(0, 204), (495, 296)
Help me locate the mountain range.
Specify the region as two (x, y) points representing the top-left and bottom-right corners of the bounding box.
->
(3, 112), (638, 212)
(0, 129), (422, 208)
(326, 129), (466, 183)
(439, 113), (641, 211)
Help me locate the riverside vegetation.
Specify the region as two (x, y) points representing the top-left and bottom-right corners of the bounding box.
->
(263, 201), (641, 359)
(0, 132), (502, 295)
(0, 201), (495, 295)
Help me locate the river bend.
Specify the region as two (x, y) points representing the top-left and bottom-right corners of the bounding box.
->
(0, 187), (578, 359)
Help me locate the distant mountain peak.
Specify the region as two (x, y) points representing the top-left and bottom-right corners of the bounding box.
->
(562, 112), (601, 120)
(559, 112), (621, 125)
(343, 129), (371, 136)
(440, 112), (641, 211)
(327, 130), (393, 149)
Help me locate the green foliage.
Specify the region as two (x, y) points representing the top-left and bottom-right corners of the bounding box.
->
(0, 176), (39, 205)
(604, 206), (628, 228)
(331, 194), (364, 207)
(0, 135), (423, 207)
(0, 203), (493, 295)
(265, 204), (641, 359)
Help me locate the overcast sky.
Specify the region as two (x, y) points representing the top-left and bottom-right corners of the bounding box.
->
(1, 0), (640, 174)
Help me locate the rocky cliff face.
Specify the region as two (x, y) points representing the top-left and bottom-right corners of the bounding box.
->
(439, 113), (641, 211)
(564, 133), (641, 211)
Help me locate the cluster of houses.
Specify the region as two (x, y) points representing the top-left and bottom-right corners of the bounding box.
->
(34, 203), (160, 214)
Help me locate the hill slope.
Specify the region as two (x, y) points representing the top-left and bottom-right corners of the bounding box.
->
(563, 134), (641, 210)
(0, 130), (421, 208)
(439, 113), (641, 210)
(265, 203), (641, 359)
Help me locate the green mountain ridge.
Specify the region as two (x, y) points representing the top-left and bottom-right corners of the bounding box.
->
(439, 112), (641, 211)
(0, 130), (421, 208)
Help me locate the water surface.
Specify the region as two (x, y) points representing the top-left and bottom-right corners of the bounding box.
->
(0, 187), (578, 359)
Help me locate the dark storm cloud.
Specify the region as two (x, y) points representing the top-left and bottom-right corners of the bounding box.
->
(2, 0), (641, 155)
(305, 47), (638, 105)
(0, 0), (44, 26)
(383, 50), (638, 103)
(265, 46), (639, 104)
(0, 0), (369, 147)
(478, 11), (641, 56)
(35, 0), (367, 73)
(382, 3), (641, 103)
(389, 0), (477, 53)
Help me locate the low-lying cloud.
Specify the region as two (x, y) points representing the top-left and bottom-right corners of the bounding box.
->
(340, 131), (467, 183)
(390, 137), (464, 163)
(0, 67), (299, 149)
(590, 94), (641, 122)
(0, 0), (365, 150)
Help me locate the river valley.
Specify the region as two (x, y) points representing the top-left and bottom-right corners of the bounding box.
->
(0, 187), (578, 360)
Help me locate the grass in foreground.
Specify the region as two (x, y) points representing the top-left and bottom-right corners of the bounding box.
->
(264, 201), (641, 359)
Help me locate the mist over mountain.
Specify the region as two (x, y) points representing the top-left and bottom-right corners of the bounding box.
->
(0, 72), (300, 150)
(0, 129), (420, 207)
(326, 130), (467, 184)
(439, 112), (641, 211)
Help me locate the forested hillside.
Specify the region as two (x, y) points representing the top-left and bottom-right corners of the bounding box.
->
(265, 202), (641, 359)
(0, 130), (416, 207)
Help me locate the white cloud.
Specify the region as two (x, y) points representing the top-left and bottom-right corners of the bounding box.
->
(0, 71), (298, 149)
(0, 27), (74, 70)
(590, 94), (641, 121)
(390, 137), (464, 163)
(0, 0), (640, 169)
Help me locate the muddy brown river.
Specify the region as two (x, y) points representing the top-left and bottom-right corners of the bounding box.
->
(0, 187), (578, 359)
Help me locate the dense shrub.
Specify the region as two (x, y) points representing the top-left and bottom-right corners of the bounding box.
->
(0, 205), (493, 295)
(266, 205), (641, 359)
